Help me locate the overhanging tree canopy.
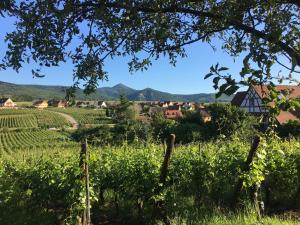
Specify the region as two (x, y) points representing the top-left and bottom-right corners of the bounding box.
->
(1, 0), (299, 95)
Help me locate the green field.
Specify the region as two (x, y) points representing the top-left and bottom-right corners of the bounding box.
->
(0, 109), (71, 128)
(14, 101), (32, 107)
(48, 107), (113, 125)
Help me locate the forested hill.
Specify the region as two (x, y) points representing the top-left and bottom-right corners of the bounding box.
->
(0, 81), (233, 102)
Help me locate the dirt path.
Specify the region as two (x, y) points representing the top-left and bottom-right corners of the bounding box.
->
(49, 111), (79, 129)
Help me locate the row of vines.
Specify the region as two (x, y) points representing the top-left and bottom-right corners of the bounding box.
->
(0, 109), (70, 128)
(0, 137), (299, 224)
(48, 107), (112, 125)
(0, 130), (77, 152)
(0, 114), (38, 128)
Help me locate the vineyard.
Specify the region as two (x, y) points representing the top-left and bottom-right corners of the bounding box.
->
(0, 137), (299, 224)
(0, 130), (77, 152)
(48, 107), (113, 125)
(0, 114), (38, 128)
(0, 109), (70, 128)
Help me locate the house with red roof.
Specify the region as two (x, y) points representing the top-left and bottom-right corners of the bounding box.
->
(164, 109), (183, 120)
(231, 85), (300, 124)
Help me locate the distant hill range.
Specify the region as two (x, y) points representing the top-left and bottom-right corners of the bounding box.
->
(0, 81), (233, 102)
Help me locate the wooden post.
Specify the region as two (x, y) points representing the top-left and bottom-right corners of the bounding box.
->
(231, 135), (260, 209)
(159, 134), (175, 186)
(163, 138), (167, 155)
(80, 139), (91, 225)
(198, 142), (201, 156)
(155, 134), (175, 225)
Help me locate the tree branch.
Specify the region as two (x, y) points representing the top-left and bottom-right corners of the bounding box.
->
(81, 1), (300, 66)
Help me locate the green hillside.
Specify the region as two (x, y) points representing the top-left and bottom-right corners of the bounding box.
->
(0, 81), (233, 102)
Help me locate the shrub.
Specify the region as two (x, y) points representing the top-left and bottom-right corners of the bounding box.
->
(151, 112), (177, 142)
(205, 103), (257, 140)
(72, 125), (113, 146)
(276, 120), (300, 138)
(171, 123), (203, 144)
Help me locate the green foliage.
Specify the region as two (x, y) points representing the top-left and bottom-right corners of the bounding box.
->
(72, 126), (113, 146)
(48, 107), (110, 125)
(0, 109), (70, 128)
(0, 114), (38, 128)
(2, 1), (299, 93)
(111, 95), (139, 143)
(0, 150), (84, 224)
(1, 138), (300, 223)
(171, 123), (203, 144)
(180, 111), (203, 124)
(0, 130), (77, 152)
(205, 103), (257, 139)
(151, 112), (177, 141)
(262, 85), (300, 117)
(276, 120), (300, 138)
(114, 94), (136, 122)
(169, 208), (297, 225)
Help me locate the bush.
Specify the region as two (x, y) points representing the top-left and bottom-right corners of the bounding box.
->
(180, 111), (203, 124)
(171, 123), (203, 144)
(205, 103), (257, 140)
(276, 120), (300, 138)
(72, 125), (113, 146)
(151, 112), (177, 142)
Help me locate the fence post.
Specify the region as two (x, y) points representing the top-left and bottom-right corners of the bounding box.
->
(163, 138), (167, 155)
(231, 135), (260, 209)
(80, 139), (91, 225)
(160, 134), (175, 186)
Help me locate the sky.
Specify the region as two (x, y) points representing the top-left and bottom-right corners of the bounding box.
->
(0, 14), (289, 95)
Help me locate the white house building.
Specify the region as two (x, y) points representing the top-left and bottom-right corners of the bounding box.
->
(231, 85), (300, 124)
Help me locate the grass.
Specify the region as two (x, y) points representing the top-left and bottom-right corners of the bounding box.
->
(14, 101), (32, 107)
(168, 210), (299, 225)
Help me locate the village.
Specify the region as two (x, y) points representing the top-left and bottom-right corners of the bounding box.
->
(0, 97), (213, 122)
(1, 84), (300, 125)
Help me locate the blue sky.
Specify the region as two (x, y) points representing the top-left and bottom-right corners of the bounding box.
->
(0, 15), (286, 95)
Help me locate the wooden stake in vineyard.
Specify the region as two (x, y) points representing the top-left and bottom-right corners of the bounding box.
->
(155, 134), (175, 225)
(80, 139), (91, 225)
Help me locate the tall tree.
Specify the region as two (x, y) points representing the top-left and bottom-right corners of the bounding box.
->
(1, 1), (299, 96)
(113, 94), (138, 143)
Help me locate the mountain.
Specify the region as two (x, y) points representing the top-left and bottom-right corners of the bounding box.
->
(0, 81), (103, 101)
(97, 83), (137, 99)
(0, 81), (233, 102)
